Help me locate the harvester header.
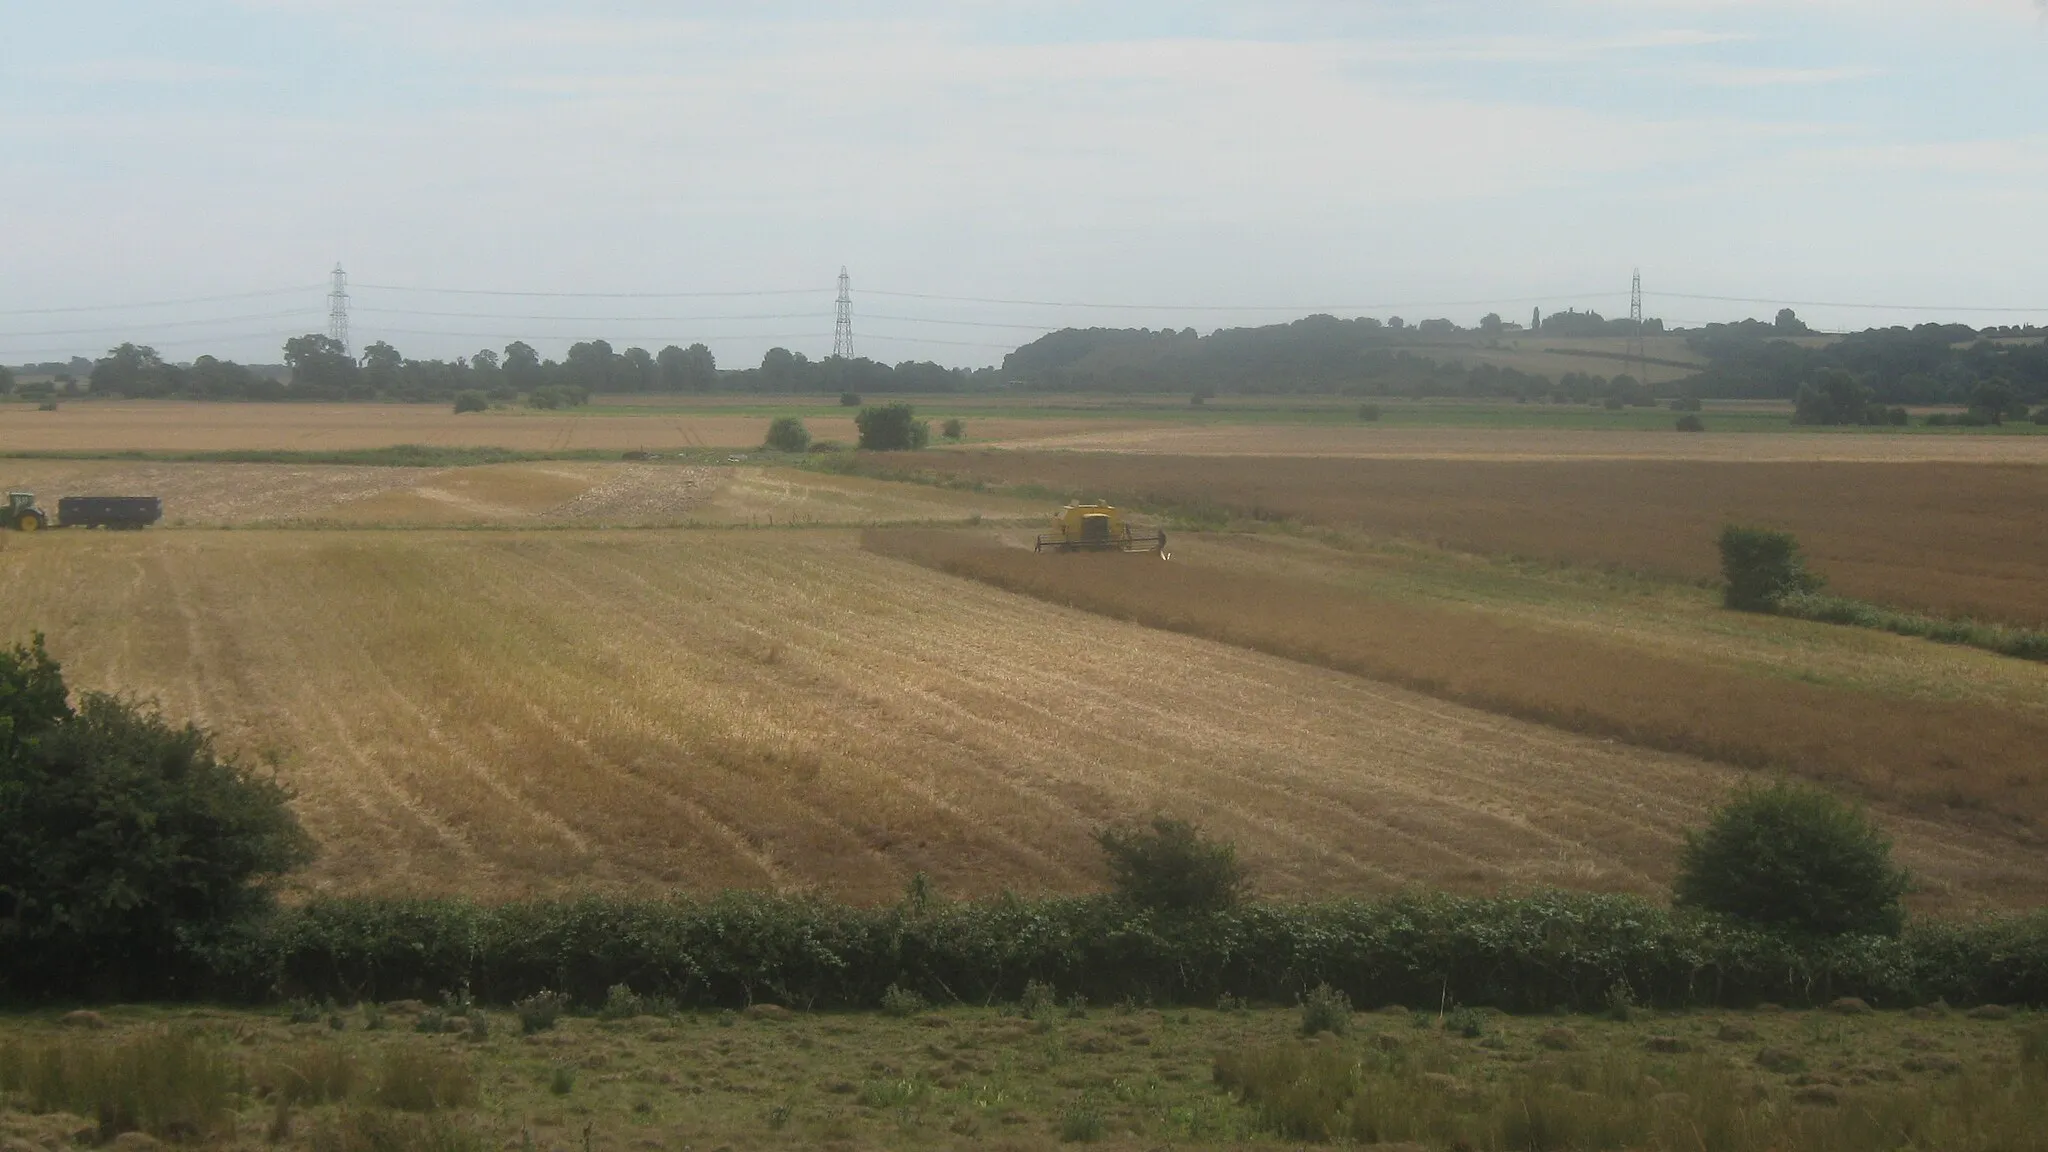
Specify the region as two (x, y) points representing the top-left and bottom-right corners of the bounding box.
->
(1034, 502), (1167, 555)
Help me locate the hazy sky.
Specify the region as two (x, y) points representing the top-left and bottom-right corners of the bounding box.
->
(3, 0), (2044, 368)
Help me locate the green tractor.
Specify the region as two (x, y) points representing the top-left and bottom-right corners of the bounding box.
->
(3, 492), (47, 532)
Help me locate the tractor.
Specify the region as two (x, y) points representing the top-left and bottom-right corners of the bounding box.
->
(2, 493), (47, 532)
(1034, 501), (1167, 555)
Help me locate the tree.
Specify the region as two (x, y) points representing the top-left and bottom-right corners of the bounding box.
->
(1793, 368), (1876, 425)
(1096, 816), (1247, 914)
(1479, 313), (1504, 336)
(89, 343), (167, 397)
(564, 340), (617, 393)
(0, 365), (13, 395)
(762, 416), (811, 452)
(1719, 525), (1821, 611)
(1674, 781), (1908, 937)
(502, 341), (544, 391)
(282, 334), (357, 397)
(1969, 379), (2025, 425)
(0, 636), (313, 996)
(619, 346), (656, 393)
(657, 344), (717, 392)
(359, 341), (405, 393)
(854, 403), (930, 450)
(1774, 308), (1811, 335)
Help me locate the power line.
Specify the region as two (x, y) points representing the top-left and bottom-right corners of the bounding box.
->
(0, 327), (306, 359)
(1651, 291), (2046, 313)
(0, 308), (314, 338)
(365, 326), (828, 343)
(351, 306), (824, 323)
(860, 288), (1625, 311)
(0, 285), (321, 317)
(354, 283), (826, 299)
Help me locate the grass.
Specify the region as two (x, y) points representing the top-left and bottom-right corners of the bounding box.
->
(1775, 592), (2048, 662)
(865, 529), (2048, 838)
(1, 1002), (2042, 1150)
(843, 453), (2048, 626)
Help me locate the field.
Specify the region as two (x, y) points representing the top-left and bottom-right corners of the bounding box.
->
(6, 1001), (2041, 1152)
(859, 453), (2048, 625)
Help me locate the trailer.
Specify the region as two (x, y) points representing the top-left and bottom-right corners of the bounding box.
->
(55, 496), (163, 530)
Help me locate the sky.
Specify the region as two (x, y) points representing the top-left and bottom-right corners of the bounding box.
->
(2, 0), (2045, 369)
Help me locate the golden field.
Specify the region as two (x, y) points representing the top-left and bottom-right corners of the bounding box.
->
(4, 521), (2043, 908)
(874, 453), (2048, 625)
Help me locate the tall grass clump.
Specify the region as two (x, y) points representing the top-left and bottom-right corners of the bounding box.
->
(0, 1029), (238, 1141)
(372, 1045), (477, 1113)
(1675, 781), (1909, 937)
(310, 1111), (484, 1152)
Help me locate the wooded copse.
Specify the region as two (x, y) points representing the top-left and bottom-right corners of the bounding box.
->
(10, 310), (2045, 407)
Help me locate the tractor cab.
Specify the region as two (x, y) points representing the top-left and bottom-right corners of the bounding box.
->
(3, 492), (45, 532)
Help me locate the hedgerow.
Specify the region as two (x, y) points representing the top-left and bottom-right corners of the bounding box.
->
(197, 891), (2048, 1012)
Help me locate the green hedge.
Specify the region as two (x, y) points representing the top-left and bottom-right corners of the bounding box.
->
(165, 892), (2048, 1012)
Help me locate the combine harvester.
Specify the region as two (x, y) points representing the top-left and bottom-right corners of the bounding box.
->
(2, 492), (162, 532)
(1034, 502), (1168, 557)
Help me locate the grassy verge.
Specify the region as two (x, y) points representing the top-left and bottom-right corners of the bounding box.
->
(1, 998), (2043, 1151)
(1776, 593), (2048, 663)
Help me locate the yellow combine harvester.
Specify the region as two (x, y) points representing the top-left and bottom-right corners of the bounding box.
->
(1034, 502), (1167, 555)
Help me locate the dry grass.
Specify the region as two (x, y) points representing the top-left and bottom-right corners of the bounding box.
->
(869, 530), (2048, 853)
(885, 453), (2048, 626)
(5, 527), (2042, 907)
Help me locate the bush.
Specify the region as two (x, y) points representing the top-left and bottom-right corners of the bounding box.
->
(514, 990), (567, 1033)
(879, 983), (926, 1017)
(1096, 816), (1247, 914)
(1299, 983), (1351, 1036)
(1668, 396), (1703, 412)
(1674, 414), (1705, 433)
(2033, 406), (2048, 426)
(839, 391), (861, 407)
(599, 983), (645, 1019)
(1356, 403), (1382, 422)
(451, 391), (488, 415)
(853, 403), (931, 451)
(1717, 525), (1820, 612)
(1673, 781), (1909, 937)
(940, 417), (965, 440)
(0, 636), (313, 998)
(762, 416), (811, 453)
(1603, 395), (1625, 410)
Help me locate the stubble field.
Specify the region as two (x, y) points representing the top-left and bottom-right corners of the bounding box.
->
(5, 522), (2044, 909)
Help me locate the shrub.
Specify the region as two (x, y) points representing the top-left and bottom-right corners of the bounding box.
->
(1717, 525), (1820, 612)
(1674, 414), (1705, 432)
(1095, 816), (1247, 913)
(514, 990), (568, 1033)
(1673, 781), (1910, 937)
(1299, 983), (1351, 1036)
(1603, 395), (1625, 410)
(451, 391), (488, 415)
(1357, 403), (1382, 421)
(762, 416), (810, 453)
(0, 636), (313, 998)
(839, 391), (861, 407)
(2033, 406), (2048, 426)
(880, 983), (926, 1017)
(853, 403), (930, 451)
(940, 417), (965, 440)
(1058, 1103), (1106, 1143)
(599, 983), (645, 1020)
(1668, 396), (1703, 412)
(1020, 979), (1058, 1019)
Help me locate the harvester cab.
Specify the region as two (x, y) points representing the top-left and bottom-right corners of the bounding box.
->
(1034, 501), (1167, 555)
(3, 493), (45, 532)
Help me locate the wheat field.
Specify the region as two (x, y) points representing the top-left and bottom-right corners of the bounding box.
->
(4, 526), (2040, 908)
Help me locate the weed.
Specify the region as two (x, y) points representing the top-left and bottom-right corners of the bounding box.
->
(549, 1067), (575, 1096)
(599, 984), (645, 1020)
(261, 1043), (360, 1104)
(1299, 984), (1351, 1037)
(361, 1002), (387, 1032)
(880, 983), (927, 1018)
(1057, 1102), (1106, 1143)
(1021, 980), (1059, 1020)
(514, 991), (568, 1035)
(309, 1110), (484, 1152)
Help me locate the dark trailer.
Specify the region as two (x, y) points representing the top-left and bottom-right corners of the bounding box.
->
(57, 496), (163, 529)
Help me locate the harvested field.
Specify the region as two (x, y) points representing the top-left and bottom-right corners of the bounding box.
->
(0, 400), (1123, 453)
(0, 460), (1035, 527)
(7, 528), (2042, 907)
(873, 453), (2048, 625)
(868, 531), (2048, 863)
(970, 425), (2048, 459)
